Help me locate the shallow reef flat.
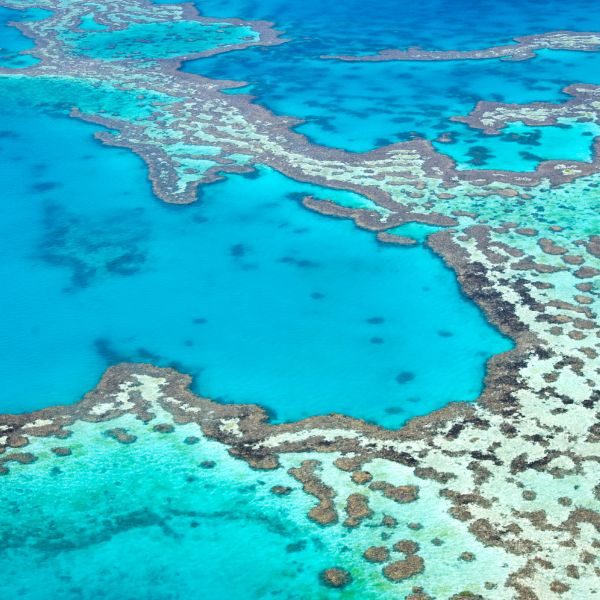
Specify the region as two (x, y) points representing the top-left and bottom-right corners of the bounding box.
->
(60, 19), (260, 61)
(322, 31), (600, 63)
(0, 367), (529, 598)
(0, 363), (597, 598)
(0, 0), (598, 598)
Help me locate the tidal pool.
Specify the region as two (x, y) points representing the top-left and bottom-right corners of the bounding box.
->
(0, 102), (511, 426)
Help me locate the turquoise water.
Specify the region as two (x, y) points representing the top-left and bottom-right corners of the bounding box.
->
(434, 119), (600, 171)
(62, 19), (258, 61)
(385, 223), (443, 243)
(0, 100), (510, 426)
(78, 13), (108, 31)
(0, 419), (354, 599)
(0, 409), (515, 599)
(0, 6), (45, 67)
(0, 74), (174, 120)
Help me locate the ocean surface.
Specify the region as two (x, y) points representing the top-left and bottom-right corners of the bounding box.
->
(0, 5), (47, 67)
(187, 0), (600, 157)
(0, 98), (511, 426)
(1, 1), (597, 598)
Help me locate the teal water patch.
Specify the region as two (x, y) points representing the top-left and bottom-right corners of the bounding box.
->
(0, 99), (511, 426)
(0, 417), (364, 599)
(78, 13), (108, 31)
(222, 82), (254, 94)
(0, 74), (174, 120)
(305, 187), (383, 210)
(61, 20), (258, 61)
(385, 222), (443, 243)
(0, 6), (48, 68)
(434, 119), (600, 171)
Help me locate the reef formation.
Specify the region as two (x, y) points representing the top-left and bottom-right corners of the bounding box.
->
(0, 0), (598, 598)
(322, 31), (600, 62)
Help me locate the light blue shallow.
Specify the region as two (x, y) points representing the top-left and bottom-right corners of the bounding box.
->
(434, 119), (600, 171)
(61, 19), (258, 61)
(0, 103), (511, 426)
(0, 420), (352, 600)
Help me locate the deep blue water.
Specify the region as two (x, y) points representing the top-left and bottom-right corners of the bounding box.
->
(192, 0), (600, 51)
(0, 101), (511, 426)
(185, 0), (600, 155)
(0, 6), (45, 67)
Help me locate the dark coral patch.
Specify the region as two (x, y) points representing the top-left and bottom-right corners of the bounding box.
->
(366, 316), (385, 325)
(31, 181), (61, 193)
(230, 243), (246, 257)
(396, 371), (415, 384)
(319, 567), (352, 589)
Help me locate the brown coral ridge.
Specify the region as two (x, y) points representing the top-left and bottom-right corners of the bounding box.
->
(383, 554), (425, 582)
(454, 83), (600, 135)
(288, 460), (338, 525)
(343, 493), (373, 528)
(319, 567), (352, 588)
(379, 537), (425, 583)
(300, 195), (456, 241)
(393, 540), (419, 555)
(369, 481), (419, 504)
(321, 31), (600, 63)
(363, 546), (390, 563)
